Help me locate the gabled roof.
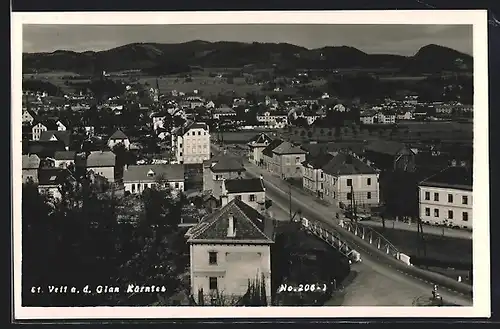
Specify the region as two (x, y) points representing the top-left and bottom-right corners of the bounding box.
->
(419, 166), (472, 191)
(54, 151), (76, 161)
(22, 154), (41, 169)
(365, 140), (408, 156)
(248, 132), (273, 145)
(224, 178), (265, 194)
(86, 151), (116, 167)
(302, 153), (335, 169)
(186, 198), (274, 244)
(211, 156), (246, 173)
(38, 168), (73, 186)
(322, 152), (377, 176)
(262, 139), (284, 157)
(34, 119), (58, 130)
(272, 141), (307, 155)
(109, 129), (128, 140)
(39, 130), (71, 147)
(123, 164), (184, 182)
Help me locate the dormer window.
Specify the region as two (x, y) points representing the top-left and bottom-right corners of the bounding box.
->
(147, 169), (155, 177)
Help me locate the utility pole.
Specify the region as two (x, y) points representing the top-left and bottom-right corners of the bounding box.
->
(289, 180), (293, 222)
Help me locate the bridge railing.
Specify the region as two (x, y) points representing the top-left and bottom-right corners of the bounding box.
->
(339, 220), (400, 259)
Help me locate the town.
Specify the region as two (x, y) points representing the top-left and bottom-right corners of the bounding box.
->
(21, 40), (474, 307)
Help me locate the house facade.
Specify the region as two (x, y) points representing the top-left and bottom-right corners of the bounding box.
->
(213, 107), (237, 120)
(172, 122), (211, 164)
(22, 109), (36, 125)
(123, 164), (185, 195)
(220, 177), (266, 211)
(53, 151), (76, 168)
(301, 153), (335, 198)
(247, 133), (273, 166)
(418, 166), (473, 230)
(322, 153), (380, 208)
(270, 141), (307, 179)
(107, 129), (131, 150)
(22, 154), (41, 183)
(32, 120), (57, 141)
(261, 139), (284, 173)
(202, 153), (246, 198)
(86, 151), (116, 183)
(185, 199), (274, 305)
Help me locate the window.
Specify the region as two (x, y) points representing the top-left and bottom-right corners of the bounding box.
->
(425, 207), (430, 216)
(425, 191), (430, 200)
(249, 194), (255, 202)
(320, 172), (324, 179)
(448, 210), (454, 219)
(462, 212), (469, 221)
(320, 183), (324, 189)
(347, 192), (352, 200)
(215, 175), (220, 180)
(175, 182), (179, 188)
(434, 193), (439, 201)
(198, 131), (201, 135)
(462, 196), (468, 205)
(448, 194), (453, 203)
(367, 192), (372, 199)
(434, 209), (439, 217)
(209, 252), (217, 265)
(367, 178), (371, 186)
(180, 152), (183, 156)
(347, 179), (352, 187)
(209, 277), (218, 290)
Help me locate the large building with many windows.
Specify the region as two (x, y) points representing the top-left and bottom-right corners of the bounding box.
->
(418, 165), (473, 230)
(171, 121), (210, 164)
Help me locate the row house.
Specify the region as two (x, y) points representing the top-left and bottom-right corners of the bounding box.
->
(256, 111), (288, 129)
(220, 177), (266, 211)
(123, 164), (185, 195)
(185, 198), (274, 305)
(202, 152), (246, 198)
(247, 132), (273, 166)
(418, 165), (472, 230)
(262, 140), (307, 179)
(171, 121), (211, 164)
(322, 152), (380, 209)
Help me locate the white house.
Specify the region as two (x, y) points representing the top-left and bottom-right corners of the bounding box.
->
(22, 109), (37, 125)
(86, 151), (116, 183)
(418, 165), (473, 230)
(322, 152), (380, 208)
(107, 129), (130, 150)
(185, 198), (274, 305)
(53, 151), (76, 169)
(123, 164), (185, 195)
(247, 133), (273, 166)
(171, 121), (211, 164)
(213, 106), (237, 120)
(31, 120), (58, 141)
(220, 177), (266, 211)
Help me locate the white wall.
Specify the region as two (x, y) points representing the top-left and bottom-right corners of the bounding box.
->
(190, 243), (272, 304)
(419, 186), (473, 229)
(124, 180), (184, 194)
(54, 159), (75, 169)
(175, 127), (211, 164)
(325, 173), (380, 206)
(222, 191), (265, 210)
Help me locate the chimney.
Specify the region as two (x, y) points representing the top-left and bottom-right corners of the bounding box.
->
(227, 213), (236, 237)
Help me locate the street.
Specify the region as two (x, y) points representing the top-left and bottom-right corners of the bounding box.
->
(242, 159), (473, 306)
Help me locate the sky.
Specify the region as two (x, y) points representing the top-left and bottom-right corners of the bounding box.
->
(23, 24), (473, 56)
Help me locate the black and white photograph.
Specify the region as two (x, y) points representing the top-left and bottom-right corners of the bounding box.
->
(12, 10), (490, 320)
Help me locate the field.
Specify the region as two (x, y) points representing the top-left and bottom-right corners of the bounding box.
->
(378, 76), (427, 82)
(23, 71), (90, 94)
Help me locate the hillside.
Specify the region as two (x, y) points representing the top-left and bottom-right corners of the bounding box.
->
(22, 41), (473, 74)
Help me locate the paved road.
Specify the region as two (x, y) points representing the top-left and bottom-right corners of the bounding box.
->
(242, 161), (472, 306)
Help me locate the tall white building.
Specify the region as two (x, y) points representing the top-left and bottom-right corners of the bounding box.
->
(418, 166), (473, 230)
(171, 121), (210, 164)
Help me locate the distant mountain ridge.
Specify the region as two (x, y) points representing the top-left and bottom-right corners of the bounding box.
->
(22, 41), (473, 74)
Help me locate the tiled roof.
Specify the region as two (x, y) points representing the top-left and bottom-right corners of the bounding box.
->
(211, 157), (245, 173)
(365, 140), (407, 156)
(272, 141), (307, 155)
(27, 141), (66, 158)
(39, 130), (71, 147)
(109, 129), (128, 140)
(54, 151), (76, 161)
(322, 152), (376, 176)
(123, 164), (184, 182)
(248, 132), (273, 145)
(22, 154), (41, 169)
(186, 199), (274, 243)
(86, 151), (116, 167)
(419, 166), (472, 191)
(262, 139), (284, 157)
(224, 178), (264, 194)
(38, 168), (73, 186)
(302, 153), (335, 169)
